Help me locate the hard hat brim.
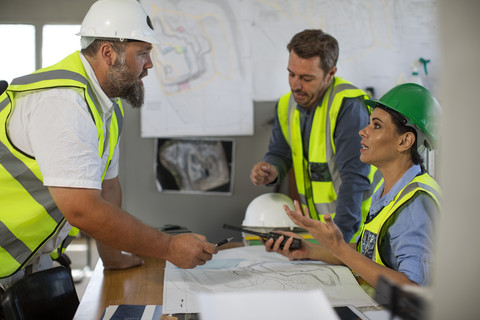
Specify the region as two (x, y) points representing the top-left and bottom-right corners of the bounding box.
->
(364, 99), (383, 110)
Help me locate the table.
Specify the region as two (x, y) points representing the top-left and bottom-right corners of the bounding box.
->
(73, 256), (165, 320)
(74, 242), (243, 320)
(73, 243), (384, 320)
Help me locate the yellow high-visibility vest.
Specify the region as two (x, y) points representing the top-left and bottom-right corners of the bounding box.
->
(357, 172), (441, 267)
(0, 51), (124, 278)
(278, 77), (382, 242)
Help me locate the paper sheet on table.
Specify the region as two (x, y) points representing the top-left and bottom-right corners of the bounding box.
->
(196, 290), (340, 320)
(162, 246), (376, 314)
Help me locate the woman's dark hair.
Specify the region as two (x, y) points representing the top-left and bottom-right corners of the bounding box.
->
(379, 105), (426, 171)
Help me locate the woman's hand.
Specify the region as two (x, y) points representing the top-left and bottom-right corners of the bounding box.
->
(261, 231), (310, 260)
(284, 200), (345, 253)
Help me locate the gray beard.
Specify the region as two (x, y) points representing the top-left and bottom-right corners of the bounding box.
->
(106, 62), (145, 108)
(119, 80), (144, 109)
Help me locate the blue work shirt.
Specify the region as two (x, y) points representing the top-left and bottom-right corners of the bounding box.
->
(264, 96), (371, 241)
(368, 164), (439, 285)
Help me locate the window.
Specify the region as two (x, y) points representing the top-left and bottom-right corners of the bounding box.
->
(42, 25), (81, 67)
(0, 24), (35, 84)
(0, 24), (81, 84)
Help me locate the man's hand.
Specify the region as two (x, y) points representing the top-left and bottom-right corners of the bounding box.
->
(166, 233), (218, 269)
(49, 183), (218, 269)
(250, 161), (278, 186)
(96, 240), (144, 270)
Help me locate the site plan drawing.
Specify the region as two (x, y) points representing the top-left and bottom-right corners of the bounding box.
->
(140, 0), (253, 137)
(163, 246), (376, 314)
(140, 0), (439, 138)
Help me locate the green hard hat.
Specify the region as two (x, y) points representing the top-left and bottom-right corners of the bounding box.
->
(364, 83), (441, 150)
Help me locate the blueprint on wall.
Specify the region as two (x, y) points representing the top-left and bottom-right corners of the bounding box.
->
(140, 0), (439, 137)
(140, 0), (253, 137)
(162, 246), (377, 314)
(251, 0), (440, 100)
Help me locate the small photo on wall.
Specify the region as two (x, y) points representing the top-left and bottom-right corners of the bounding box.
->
(154, 138), (235, 195)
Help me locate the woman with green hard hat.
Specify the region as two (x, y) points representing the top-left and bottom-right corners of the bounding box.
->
(262, 83), (442, 288)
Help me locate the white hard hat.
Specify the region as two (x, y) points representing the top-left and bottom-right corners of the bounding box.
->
(77, 0), (161, 45)
(242, 193), (297, 229)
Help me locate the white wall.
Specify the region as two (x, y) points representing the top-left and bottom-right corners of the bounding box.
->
(430, 1), (480, 319)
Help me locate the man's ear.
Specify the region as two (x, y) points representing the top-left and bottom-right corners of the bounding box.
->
(398, 131), (416, 152)
(328, 66), (337, 77)
(99, 42), (116, 67)
(325, 66), (337, 85)
(328, 66), (337, 80)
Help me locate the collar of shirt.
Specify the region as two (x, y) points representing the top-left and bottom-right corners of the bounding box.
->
(79, 52), (116, 119)
(368, 164), (422, 219)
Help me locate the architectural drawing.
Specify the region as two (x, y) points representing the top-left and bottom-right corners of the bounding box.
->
(140, 0), (439, 135)
(251, 0), (440, 100)
(140, 0), (253, 137)
(163, 246), (376, 314)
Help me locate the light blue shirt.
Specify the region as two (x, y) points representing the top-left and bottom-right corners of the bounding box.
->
(368, 165), (439, 285)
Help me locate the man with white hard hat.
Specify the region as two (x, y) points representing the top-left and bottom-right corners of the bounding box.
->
(0, 0), (218, 298)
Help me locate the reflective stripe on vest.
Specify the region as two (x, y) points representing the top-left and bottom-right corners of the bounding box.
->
(278, 77), (379, 242)
(50, 227), (80, 260)
(0, 51), (123, 278)
(357, 173), (441, 267)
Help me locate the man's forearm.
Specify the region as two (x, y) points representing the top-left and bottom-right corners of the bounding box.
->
(49, 185), (173, 261)
(96, 177), (146, 269)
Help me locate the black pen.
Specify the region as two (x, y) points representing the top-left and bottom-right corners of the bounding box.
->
(215, 237), (234, 247)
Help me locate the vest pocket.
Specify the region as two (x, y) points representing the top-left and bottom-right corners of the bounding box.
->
(309, 162), (332, 182)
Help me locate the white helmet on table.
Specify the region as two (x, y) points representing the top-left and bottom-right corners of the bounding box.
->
(77, 0), (161, 47)
(242, 193), (297, 232)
